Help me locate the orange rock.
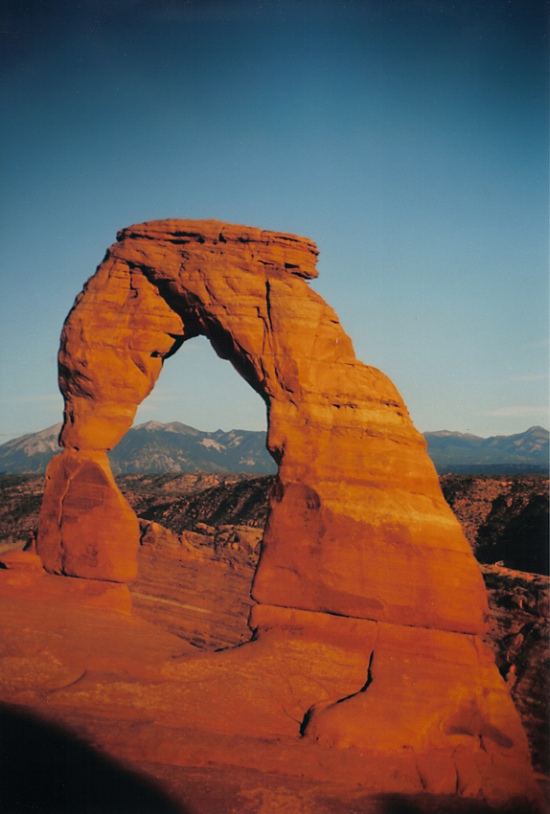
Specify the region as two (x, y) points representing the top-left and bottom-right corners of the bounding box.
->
(43, 219), (486, 632)
(302, 621), (530, 759)
(36, 450), (139, 582)
(139, 520), (181, 549)
(0, 549), (44, 572)
(0, 570), (133, 615)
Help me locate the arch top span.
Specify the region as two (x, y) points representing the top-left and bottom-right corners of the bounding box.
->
(59, 219), (323, 452)
(116, 218), (320, 279)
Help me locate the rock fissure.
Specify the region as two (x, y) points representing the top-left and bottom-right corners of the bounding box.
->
(57, 465), (77, 575)
(335, 649), (375, 705)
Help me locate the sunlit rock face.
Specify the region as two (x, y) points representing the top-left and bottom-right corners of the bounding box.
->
(34, 220), (537, 803)
(38, 219), (486, 631)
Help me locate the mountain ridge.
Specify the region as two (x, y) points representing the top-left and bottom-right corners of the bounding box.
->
(424, 425), (549, 473)
(0, 422), (547, 475)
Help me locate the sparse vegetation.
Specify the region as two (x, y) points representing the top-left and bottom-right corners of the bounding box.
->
(440, 475), (549, 575)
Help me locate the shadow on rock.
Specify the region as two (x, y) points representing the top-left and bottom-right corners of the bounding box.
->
(373, 792), (545, 814)
(0, 704), (186, 813)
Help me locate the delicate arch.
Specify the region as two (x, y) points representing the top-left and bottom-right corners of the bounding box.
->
(33, 220), (536, 801)
(37, 219), (486, 633)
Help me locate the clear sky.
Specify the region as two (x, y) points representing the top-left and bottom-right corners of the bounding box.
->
(1, 0), (548, 442)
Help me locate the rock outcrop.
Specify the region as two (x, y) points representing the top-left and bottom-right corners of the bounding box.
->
(32, 220), (539, 806)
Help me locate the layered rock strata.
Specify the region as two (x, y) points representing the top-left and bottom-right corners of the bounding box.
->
(34, 220), (539, 804)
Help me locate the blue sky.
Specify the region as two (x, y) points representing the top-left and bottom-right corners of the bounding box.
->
(1, 0), (548, 441)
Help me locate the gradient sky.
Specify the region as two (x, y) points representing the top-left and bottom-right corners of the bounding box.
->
(1, 0), (548, 442)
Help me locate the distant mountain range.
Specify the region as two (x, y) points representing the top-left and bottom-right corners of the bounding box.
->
(0, 421), (278, 476)
(0, 422), (547, 475)
(424, 426), (549, 474)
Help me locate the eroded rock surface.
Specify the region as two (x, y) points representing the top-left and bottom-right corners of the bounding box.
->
(28, 220), (541, 807)
(39, 220), (486, 632)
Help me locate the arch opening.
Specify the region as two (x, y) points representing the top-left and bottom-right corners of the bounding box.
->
(132, 334), (270, 438)
(117, 334), (276, 649)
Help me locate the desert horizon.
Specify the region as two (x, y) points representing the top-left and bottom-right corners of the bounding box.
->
(1, 420), (548, 476)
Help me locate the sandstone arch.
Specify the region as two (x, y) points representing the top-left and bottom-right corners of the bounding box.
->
(35, 220), (537, 802)
(37, 219), (485, 632)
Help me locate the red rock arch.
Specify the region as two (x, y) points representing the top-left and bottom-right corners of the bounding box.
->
(37, 219), (485, 633)
(34, 221), (536, 800)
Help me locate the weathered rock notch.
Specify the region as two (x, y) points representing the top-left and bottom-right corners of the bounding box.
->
(35, 220), (537, 803)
